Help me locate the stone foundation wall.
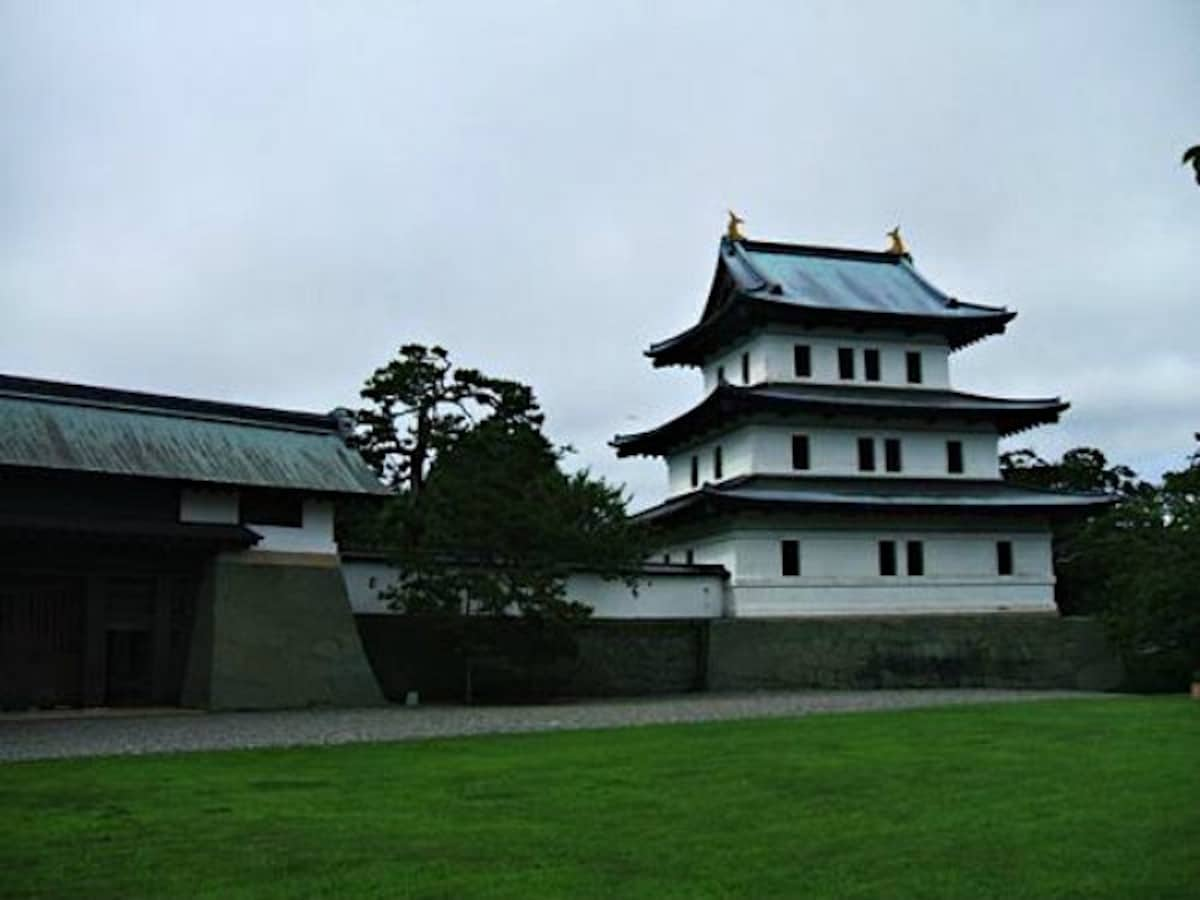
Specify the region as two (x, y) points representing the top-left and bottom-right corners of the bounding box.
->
(354, 613), (1122, 702)
(182, 554), (385, 710)
(706, 615), (1122, 693)
(355, 617), (704, 702)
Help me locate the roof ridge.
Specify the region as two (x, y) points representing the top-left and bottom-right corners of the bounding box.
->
(0, 374), (339, 435)
(734, 237), (904, 263)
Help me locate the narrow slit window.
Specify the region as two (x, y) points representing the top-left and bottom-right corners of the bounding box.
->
(884, 438), (902, 473)
(713, 446), (723, 480)
(947, 440), (964, 474)
(997, 541), (1013, 576)
(690, 455), (699, 488)
(716, 365), (725, 384)
(741, 352), (750, 384)
(240, 490), (303, 528)
(838, 347), (855, 380)
(857, 437), (876, 472)
(794, 345), (811, 377)
(906, 541), (925, 576)
(879, 540), (897, 576)
(781, 540), (800, 576)
(905, 351), (923, 384)
(864, 348), (881, 382)
(791, 434), (811, 470)
(663, 553), (671, 564)
(686, 549), (695, 566)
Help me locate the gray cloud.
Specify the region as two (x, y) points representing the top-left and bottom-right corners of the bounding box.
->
(2, 1), (1198, 507)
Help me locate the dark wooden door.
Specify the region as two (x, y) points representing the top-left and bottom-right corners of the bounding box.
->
(0, 574), (86, 710)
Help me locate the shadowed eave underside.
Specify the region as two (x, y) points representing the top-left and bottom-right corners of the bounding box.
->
(632, 475), (1115, 526)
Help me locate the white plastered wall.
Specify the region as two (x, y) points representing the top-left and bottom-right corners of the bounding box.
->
(179, 487), (337, 554)
(251, 499), (337, 554)
(655, 514), (1056, 617)
(664, 422), (1000, 497)
(701, 328), (952, 393)
(666, 429), (755, 494)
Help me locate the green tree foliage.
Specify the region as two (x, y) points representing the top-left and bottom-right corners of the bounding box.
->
(999, 446), (1145, 496)
(1000, 447), (1148, 617)
(347, 346), (646, 698)
(382, 418), (644, 621)
(1003, 440), (1200, 688)
(353, 344), (542, 492)
(1093, 440), (1200, 688)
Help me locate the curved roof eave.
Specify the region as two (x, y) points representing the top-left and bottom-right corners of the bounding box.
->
(612, 384), (1068, 458)
(646, 295), (1015, 368)
(632, 477), (1115, 526)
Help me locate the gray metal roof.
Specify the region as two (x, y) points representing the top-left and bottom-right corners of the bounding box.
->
(0, 374), (386, 495)
(634, 475), (1113, 525)
(727, 240), (1005, 319)
(647, 238), (1016, 366)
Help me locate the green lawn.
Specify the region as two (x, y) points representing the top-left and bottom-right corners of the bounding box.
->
(1, 698), (1197, 899)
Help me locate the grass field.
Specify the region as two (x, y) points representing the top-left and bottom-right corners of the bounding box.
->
(1, 698), (1197, 899)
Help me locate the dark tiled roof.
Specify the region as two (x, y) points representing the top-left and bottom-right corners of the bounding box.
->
(612, 382), (1068, 457)
(0, 374), (386, 495)
(634, 475), (1114, 526)
(648, 237), (1015, 366)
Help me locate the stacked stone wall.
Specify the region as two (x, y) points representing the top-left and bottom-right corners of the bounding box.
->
(354, 613), (1122, 702)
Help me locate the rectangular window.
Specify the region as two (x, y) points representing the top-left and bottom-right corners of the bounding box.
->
(838, 347), (855, 380)
(884, 438), (902, 473)
(686, 549), (695, 566)
(997, 541), (1014, 576)
(907, 541), (925, 576)
(857, 437), (876, 472)
(781, 540), (800, 576)
(905, 351), (923, 384)
(690, 455), (699, 488)
(791, 434), (810, 470)
(794, 345), (811, 377)
(741, 352), (750, 384)
(947, 440), (964, 474)
(240, 490), (303, 528)
(716, 365), (725, 384)
(663, 553), (671, 564)
(879, 540), (897, 576)
(713, 446), (723, 479)
(864, 348), (881, 382)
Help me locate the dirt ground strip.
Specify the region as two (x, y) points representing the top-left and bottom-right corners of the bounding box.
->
(0, 689), (1113, 762)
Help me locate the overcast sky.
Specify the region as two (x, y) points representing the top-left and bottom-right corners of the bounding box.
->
(3, 1), (1197, 507)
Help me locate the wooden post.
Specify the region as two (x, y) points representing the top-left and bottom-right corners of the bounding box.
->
(151, 575), (173, 704)
(82, 575), (106, 707)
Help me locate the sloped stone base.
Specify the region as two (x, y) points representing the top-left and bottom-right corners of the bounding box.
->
(183, 554), (384, 710)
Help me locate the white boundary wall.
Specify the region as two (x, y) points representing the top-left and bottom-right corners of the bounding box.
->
(340, 558), (726, 619)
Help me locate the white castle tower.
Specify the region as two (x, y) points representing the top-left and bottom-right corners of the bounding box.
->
(613, 224), (1108, 617)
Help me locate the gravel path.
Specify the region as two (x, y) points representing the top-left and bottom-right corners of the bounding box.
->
(0, 689), (1110, 762)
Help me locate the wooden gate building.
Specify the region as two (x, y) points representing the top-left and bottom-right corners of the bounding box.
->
(0, 374), (386, 711)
